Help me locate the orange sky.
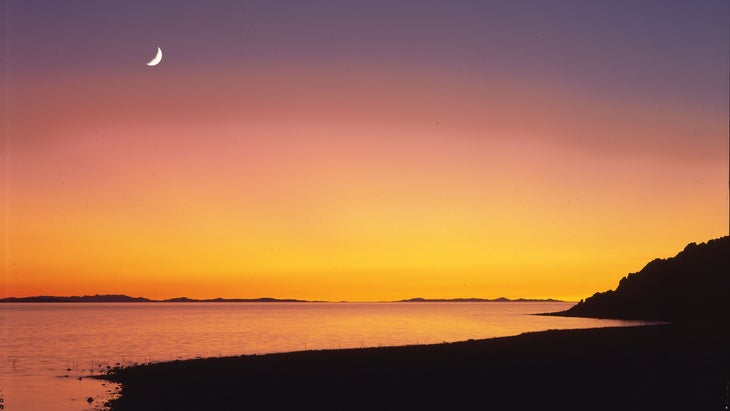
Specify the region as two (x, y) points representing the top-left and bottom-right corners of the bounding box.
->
(2, 2), (728, 301)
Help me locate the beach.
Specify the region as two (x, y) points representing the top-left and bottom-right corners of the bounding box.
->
(100, 323), (729, 410)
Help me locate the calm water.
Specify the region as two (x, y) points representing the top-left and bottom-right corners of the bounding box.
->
(0, 302), (654, 410)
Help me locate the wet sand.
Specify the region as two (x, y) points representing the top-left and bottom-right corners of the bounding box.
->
(100, 323), (729, 410)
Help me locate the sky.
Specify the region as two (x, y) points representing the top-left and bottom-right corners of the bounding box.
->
(2, 0), (728, 301)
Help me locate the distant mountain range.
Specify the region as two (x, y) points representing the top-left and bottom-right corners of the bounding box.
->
(0, 295), (563, 303)
(0, 294), (153, 303)
(158, 297), (310, 303)
(0, 295), (310, 303)
(550, 236), (729, 322)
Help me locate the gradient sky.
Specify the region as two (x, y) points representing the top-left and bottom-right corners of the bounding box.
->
(2, 1), (728, 301)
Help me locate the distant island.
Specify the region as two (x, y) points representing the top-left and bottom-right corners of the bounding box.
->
(157, 297), (312, 303)
(548, 235), (729, 322)
(0, 295), (311, 303)
(0, 294), (153, 303)
(0, 295), (564, 303)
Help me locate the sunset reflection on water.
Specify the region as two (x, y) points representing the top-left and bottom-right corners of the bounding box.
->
(0, 302), (658, 410)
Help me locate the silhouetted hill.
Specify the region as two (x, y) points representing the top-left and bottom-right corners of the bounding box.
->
(550, 236), (729, 322)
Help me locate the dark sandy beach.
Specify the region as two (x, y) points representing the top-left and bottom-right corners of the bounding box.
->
(100, 323), (729, 410)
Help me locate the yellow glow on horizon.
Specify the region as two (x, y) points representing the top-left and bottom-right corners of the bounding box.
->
(3, 67), (727, 302)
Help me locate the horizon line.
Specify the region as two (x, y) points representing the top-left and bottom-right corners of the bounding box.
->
(0, 294), (574, 303)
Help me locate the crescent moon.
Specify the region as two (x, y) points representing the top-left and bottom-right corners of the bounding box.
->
(146, 47), (162, 66)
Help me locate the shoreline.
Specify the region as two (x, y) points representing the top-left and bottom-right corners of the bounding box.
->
(99, 322), (730, 410)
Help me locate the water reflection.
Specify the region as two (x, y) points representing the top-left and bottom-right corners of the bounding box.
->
(0, 302), (655, 410)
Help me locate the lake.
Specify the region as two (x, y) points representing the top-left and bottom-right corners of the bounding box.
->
(0, 302), (654, 410)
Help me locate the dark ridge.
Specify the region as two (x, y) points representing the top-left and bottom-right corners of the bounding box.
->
(0, 294), (151, 303)
(398, 297), (563, 302)
(547, 236), (730, 322)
